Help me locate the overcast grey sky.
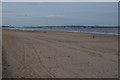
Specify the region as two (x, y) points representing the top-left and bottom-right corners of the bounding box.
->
(2, 2), (118, 26)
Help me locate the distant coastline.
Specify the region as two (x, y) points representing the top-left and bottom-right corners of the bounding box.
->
(1, 25), (119, 28)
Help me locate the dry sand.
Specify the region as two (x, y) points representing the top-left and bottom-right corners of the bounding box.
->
(2, 29), (118, 78)
(0, 29), (2, 79)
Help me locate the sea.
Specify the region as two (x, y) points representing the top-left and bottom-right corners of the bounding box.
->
(3, 26), (119, 35)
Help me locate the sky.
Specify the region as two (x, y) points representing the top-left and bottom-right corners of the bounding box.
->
(2, 2), (118, 26)
(1, 0), (120, 2)
(0, 2), (2, 26)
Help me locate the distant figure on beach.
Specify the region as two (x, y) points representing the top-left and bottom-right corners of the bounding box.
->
(93, 35), (95, 38)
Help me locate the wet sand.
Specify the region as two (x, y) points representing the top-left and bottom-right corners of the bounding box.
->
(2, 29), (118, 78)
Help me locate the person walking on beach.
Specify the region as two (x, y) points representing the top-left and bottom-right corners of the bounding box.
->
(93, 35), (95, 38)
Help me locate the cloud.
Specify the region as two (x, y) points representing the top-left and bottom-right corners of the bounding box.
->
(45, 15), (67, 18)
(2, 10), (13, 13)
(42, 15), (75, 21)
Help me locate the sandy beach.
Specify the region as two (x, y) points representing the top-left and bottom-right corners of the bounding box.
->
(0, 29), (2, 79)
(2, 29), (118, 78)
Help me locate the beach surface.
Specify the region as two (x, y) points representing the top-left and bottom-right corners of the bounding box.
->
(0, 29), (2, 79)
(2, 29), (118, 78)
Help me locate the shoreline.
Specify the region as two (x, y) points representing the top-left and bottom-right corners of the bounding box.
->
(2, 28), (119, 36)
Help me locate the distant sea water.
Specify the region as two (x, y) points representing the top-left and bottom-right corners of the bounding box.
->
(3, 26), (119, 35)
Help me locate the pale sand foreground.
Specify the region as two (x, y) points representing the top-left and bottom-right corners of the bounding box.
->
(2, 29), (118, 78)
(0, 29), (2, 79)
